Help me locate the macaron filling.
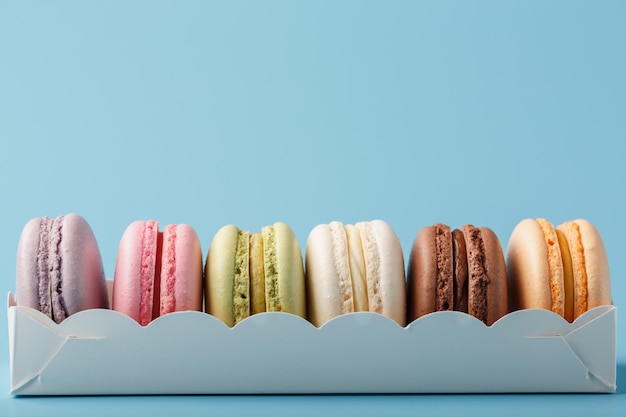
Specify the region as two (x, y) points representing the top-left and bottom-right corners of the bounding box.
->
(344, 224), (368, 312)
(249, 233), (266, 315)
(452, 229), (468, 313)
(556, 228), (575, 322)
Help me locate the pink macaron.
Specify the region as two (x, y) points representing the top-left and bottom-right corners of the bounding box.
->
(112, 220), (203, 325)
(15, 214), (109, 323)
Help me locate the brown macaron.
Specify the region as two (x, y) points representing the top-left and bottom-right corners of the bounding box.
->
(407, 224), (507, 326)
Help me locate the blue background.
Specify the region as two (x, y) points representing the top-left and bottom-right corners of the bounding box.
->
(1, 1), (625, 415)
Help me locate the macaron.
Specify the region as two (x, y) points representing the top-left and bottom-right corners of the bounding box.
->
(407, 223), (508, 326)
(305, 220), (406, 327)
(205, 222), (306, 326)
(507, 218), (611, 322)
(112, 220), (203, 325)
(15, 214), (108, 323)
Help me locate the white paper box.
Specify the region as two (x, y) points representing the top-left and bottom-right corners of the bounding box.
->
(7, 285), (616, 395)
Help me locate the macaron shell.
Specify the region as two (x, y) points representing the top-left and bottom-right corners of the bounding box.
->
(407, 225), (438, 322)
(556, 221), (587, 317)
(327, 222), (354, 314)
(16, 217), (50, 314)
(535, 218), (565, 316)
(305, 223), (351, 327)
(460, 225), (507, 326)
(159, 224), (203, 316)
(356, 220), (406, 327)
(434, 224), (454, 312)
(506, 218), (552, 312)
(476, 226), (508, 326)
(112, 220), (160, 325)
(232, 229), (251, 323)
(205, 224), (240, 327)
(266, 222), (306, 318)
(557, 219), (611, 317)
(576, 219), (612, 309)
(58, 214), (109, 318)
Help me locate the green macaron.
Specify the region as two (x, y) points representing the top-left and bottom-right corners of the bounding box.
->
(205, 222), (306, 326)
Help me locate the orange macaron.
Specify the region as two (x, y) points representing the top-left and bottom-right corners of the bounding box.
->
(506, 218), (611, 322)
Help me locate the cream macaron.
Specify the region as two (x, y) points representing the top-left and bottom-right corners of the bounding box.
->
(507, 218), (611, 321)
(305, 220), (406, 327)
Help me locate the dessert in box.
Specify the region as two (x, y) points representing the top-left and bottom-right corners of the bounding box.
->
(7, 215), (616, 395)
(112, 220), (203, 326)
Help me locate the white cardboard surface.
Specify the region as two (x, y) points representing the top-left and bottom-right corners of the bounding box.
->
(7, 287), (616, 395)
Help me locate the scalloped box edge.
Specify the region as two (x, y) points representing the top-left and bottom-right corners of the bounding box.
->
(7, 281), (617, 395)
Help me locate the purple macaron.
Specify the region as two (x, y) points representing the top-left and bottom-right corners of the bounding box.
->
(16, 213), (109, 323)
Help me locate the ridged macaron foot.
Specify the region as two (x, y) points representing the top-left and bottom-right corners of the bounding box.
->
(112, 220), (203, 325)
(16, 213), (108, 323)
(507, 218), (611, 321)
(205, 222), (306, 326)
(407, 223), (507, 326)
(305, 220), (406, 327)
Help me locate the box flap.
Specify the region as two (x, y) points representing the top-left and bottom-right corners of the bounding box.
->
(562, 307), (616, 390)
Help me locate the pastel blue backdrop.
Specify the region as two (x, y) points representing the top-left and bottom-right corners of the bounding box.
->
(1, 1), (625, 415)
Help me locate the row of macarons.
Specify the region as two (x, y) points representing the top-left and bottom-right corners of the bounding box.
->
(14, 214), (612, 327)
